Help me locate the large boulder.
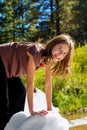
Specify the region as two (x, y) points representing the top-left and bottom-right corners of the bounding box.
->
(4, 111), (69, 130)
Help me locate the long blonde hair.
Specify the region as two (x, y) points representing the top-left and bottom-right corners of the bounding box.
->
(43, 34), (75, 77)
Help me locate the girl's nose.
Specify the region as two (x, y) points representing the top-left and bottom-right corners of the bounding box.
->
(57, 53), (63, 59)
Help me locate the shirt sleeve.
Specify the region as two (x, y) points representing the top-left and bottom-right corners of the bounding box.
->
(27, 44), (41, 67)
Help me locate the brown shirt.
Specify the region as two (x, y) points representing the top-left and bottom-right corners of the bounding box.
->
(0, 42), (44, 78)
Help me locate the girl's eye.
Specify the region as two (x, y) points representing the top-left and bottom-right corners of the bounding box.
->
(63, 52), (67, 56)
(58, 47), (62, 52)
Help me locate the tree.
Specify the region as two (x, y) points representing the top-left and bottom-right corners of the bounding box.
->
(0, 0), (86, 44)
(72, 0), (87, 44)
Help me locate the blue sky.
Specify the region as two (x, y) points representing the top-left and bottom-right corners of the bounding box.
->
(0, 0), (4, 2)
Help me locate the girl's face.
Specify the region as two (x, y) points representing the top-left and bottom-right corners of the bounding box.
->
(52, 43), (69, 62)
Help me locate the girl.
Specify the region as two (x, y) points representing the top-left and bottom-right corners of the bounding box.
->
(0, 34), (75, 129)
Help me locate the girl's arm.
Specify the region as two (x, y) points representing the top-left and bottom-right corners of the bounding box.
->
(27, 52), (35, 115)
(45, 65), (52, 111)
(27, 52), (48, 115)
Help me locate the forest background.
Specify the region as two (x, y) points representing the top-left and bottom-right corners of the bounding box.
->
(0, 0), (87, 115)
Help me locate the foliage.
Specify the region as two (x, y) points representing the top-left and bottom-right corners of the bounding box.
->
(72, 44), (87, 73)
(34, 67), (45, 91)
(54, 92), (82, 114)
(71, 0), (87, 43)
(0, 0), (87, 44)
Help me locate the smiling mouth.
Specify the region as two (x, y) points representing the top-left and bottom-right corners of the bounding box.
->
(53, 55), (61, 61)
(56, 57), (61, 61)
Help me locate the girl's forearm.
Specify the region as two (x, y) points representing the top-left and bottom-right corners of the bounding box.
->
(26, 84), (34, 114)
(45, 85), (52, 111)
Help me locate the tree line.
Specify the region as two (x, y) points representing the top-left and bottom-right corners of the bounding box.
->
(0, 0), (87, 45)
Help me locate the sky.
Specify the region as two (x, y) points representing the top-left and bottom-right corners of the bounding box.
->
(0, 0), (4, 2)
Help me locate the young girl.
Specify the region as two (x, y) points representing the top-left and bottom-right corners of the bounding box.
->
(0, 34), (75, 129)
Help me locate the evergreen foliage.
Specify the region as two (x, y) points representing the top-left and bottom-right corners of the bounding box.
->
(0, 0), (87, 45)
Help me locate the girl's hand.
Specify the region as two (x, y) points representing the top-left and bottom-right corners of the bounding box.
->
(37, 110), (48, 115)
(31, 111), (38, 115)
(31, 110), (48, 116)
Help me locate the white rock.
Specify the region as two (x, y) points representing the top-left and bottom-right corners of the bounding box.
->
(4, 111), (69, 130)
